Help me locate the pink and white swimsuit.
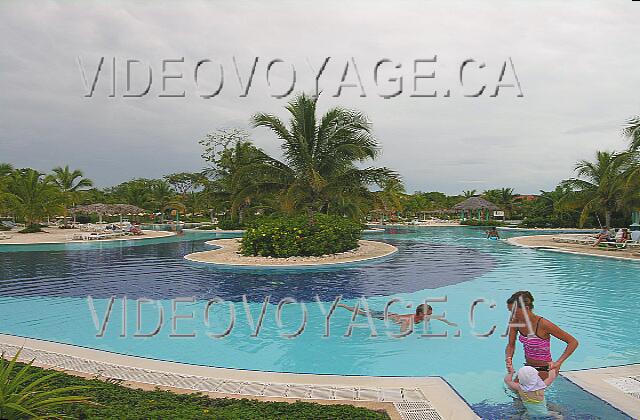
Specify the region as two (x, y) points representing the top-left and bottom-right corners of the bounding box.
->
(518, 317), (552, 362)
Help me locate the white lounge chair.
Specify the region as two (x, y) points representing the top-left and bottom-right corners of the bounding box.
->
(0, 232), (12, 240)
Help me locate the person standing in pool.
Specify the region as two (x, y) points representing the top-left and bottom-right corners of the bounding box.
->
(338, 303), (457, 333)
(486, 227), (500, 239)
(505, 291), (579, 379)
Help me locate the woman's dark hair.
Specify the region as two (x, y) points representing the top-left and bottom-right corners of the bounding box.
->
(507, 291), (534, 309)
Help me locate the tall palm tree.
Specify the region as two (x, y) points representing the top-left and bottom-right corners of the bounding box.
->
(50, 165), (93, 226)
(560, 151), (630, 227)
(251, 93), (398, 218)
(8, 169), (61, 227)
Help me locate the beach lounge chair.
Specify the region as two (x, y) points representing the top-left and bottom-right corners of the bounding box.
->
(0, 232), (12, 240)
(1, 221), (16, 229)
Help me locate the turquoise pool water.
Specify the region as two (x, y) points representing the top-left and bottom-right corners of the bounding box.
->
(0, 227), (637, 418)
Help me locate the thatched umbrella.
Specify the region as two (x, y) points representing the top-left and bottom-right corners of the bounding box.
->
(70, 204), (146, 223)
(452, 197), (499, 221)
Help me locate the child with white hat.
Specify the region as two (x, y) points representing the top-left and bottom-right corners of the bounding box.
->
(504, 365), (558, 417)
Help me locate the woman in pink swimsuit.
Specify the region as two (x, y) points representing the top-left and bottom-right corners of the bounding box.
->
(505, 291), (579, 379)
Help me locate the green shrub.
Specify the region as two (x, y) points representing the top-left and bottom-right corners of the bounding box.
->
(240, 214), (362, 258)
(18, 224), (43, 233)
(217, 219), (245, 230)
(520, 217), (558, 228)
(460, 219), (503, 227)
(196, 224), (218, 230)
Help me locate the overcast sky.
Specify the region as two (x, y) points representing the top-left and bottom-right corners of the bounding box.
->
(1, 1), (639, 194)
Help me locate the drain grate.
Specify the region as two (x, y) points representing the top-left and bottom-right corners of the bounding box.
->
(605, 377), (640, 395)
(394, 402), (442, 420)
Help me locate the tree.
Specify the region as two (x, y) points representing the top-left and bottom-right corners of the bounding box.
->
(0, 163), (15, 217)
(623, 116), (640, 151)
(560, 151), (630, 227)
(203, 140), (275, 222)
(106, 179), (155, 209)
(374, 178), (406, 221)
(164, 172), (205, 215)
(150, 180), (184, 222)
(251, 93), (398, 218)
(483, 188), (517, 219)
(199, 128), (251, 166)
(463, 189), (477, 198)
(50, 165), (93, 226)
(8, 169), (61, 227)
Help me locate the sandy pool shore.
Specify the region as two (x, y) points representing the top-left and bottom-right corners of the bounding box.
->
(507, 234), (640, 261)
(0, 228), (175, 245)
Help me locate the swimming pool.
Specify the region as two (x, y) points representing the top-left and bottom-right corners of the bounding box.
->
(0, 227), (637, 418)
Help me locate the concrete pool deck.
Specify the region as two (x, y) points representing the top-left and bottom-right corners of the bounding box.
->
(506, 234), (640, 261)
(0, 333), (478, 420)
(0, 228), (175, 245)
(184, 238), (398, 267)
(562, 364), (640, 418)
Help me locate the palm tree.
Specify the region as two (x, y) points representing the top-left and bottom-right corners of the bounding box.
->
(620, 150), (640, 215)
(8, 169), (61, 227)
(374, 178), (406, 222)
(151, 180), (180, 222)
(623, 116), (640, 151)
(483, 188), (517, 219)
(463, 189), (477, 198)
(251, 93), (398, 218)
(0, 163), (15, 217)
(560, 151), (630, 227)
(204, 140), (274, 222)
(50, 165), (93, 226)
(106, 179), (154, 208)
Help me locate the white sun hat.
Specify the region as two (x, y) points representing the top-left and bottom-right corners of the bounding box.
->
(517, 365), (547, 392)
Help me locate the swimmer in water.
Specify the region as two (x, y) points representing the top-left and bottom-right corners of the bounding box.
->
(338, 303), (457, 333)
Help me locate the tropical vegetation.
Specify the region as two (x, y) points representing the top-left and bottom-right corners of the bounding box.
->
(0, 349), (89, 419)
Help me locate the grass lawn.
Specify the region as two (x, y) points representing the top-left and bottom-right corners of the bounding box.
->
(18, 365), (390, 419)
